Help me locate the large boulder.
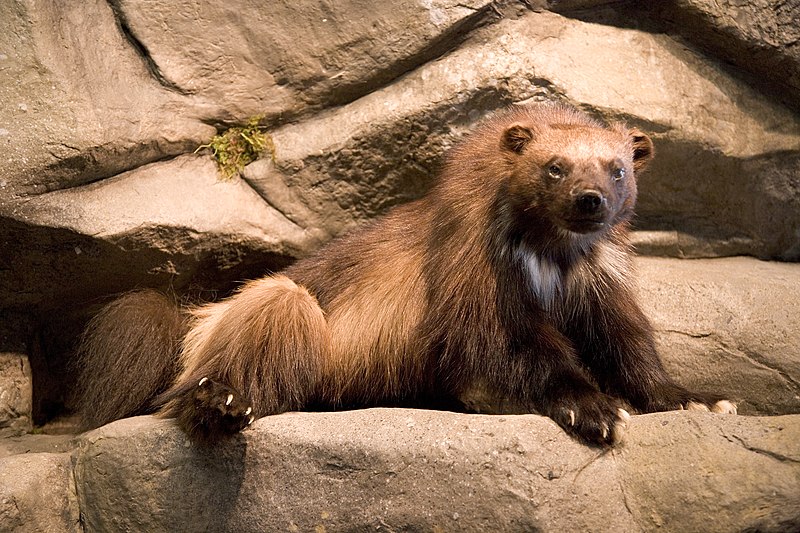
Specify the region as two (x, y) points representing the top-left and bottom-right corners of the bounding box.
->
(0, 0), (213, 198)
(72, 410), (800, 532)
(649, 0), (800, 111)
(106, 0), (499, 121)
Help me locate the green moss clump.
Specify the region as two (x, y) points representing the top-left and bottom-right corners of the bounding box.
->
(196, 116), (276, 180)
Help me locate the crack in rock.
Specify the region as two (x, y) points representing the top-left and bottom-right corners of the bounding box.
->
(105, 0), (191, 95)
(725, 434), (800, 465)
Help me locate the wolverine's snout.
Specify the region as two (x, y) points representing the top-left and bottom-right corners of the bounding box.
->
(575, 189), (607, 216)
(560, 186), (611, 233)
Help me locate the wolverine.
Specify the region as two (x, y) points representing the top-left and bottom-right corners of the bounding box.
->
(75, 103), (736, 446)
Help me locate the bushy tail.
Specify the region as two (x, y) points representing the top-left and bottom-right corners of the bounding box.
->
(74, 290), (187, 431)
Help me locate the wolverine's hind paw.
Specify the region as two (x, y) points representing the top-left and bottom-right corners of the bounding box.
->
(178, 377), (255, 443)
(711, 400), (737, 414)
(640, 384), (737, 416)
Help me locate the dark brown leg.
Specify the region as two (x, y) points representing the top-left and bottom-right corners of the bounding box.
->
(488, 321), (631, 447)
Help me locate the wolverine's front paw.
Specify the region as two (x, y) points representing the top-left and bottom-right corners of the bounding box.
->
(640, 384), (737, 415)
(176, 377), (255, 443)
(681, 399), (738, 414)
(550, 393), (631, 448)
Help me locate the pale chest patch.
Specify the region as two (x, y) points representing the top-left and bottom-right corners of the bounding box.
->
(515, 239), (632, 319)
(517, 248), (563, 311)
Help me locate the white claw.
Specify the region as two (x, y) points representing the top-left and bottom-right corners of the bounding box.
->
(247, 415), (255, 426)
(226, 394), (233, 406)
(612, 408), (631, 445)
(568, 410), (576, 426)
(602, 424), (609, 440)
(198, 377), (208, 386)
(711, 400), (738, 415)
(686, 401), (710, 412)
(245, 407), (252, 416)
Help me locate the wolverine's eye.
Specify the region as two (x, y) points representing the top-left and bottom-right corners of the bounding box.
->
(612, 167), (626, 181)
(548, 164), (563, 179)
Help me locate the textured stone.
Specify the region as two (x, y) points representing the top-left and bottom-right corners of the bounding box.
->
(0, 353), (31, 436)
(72, 410), (800, 532)
(0, 433), (76, 459)
(637, 257), (800, 416)
(108, 0), (498, 121)
(0, 452), (80, 533)
(0, 0), (213, 198)
(3, 155), (324, 310)
(652, 0), (800, 111)
(620, 413), (800, 533)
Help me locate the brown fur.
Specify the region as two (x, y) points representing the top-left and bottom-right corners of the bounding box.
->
(74, 290), (186, 430)
(75, 103), (735, 446)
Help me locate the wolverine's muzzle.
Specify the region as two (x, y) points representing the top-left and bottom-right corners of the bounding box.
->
(565, 188), (610, 233)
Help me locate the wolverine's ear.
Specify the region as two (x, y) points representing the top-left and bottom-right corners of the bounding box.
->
(630, 128), (654, 173)
(502, 124), (534, 154)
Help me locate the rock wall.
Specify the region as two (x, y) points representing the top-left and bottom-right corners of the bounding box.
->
(2, 1), (799, 317)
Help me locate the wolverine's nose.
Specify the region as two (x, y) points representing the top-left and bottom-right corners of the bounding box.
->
(575, 190), (606, 215)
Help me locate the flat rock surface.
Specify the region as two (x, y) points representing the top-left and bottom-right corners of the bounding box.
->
(637, 257), (800, 416)
(71, 409), (799, 533)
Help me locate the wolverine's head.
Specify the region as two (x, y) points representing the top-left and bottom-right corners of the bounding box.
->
(499, 105), (654, 236)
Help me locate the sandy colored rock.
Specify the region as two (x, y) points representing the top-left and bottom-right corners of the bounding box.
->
(0, 353), (31, 437)
(72, 409), (800, 532)
(0, 0), (497, 201)
(637, 257), (800, 416)
(650, 0), (800, 110)
(0, 452), (80, 533)
(0, 0), (213, 198)
(2, 155), (325, 310)
(108, 0), (498, 120)
(620, 413), (800, 532)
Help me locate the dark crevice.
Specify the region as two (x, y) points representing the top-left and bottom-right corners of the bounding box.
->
(725, 434), (800, 465)
(105, 0), (191, 96)
(238, 173), (309, 231)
